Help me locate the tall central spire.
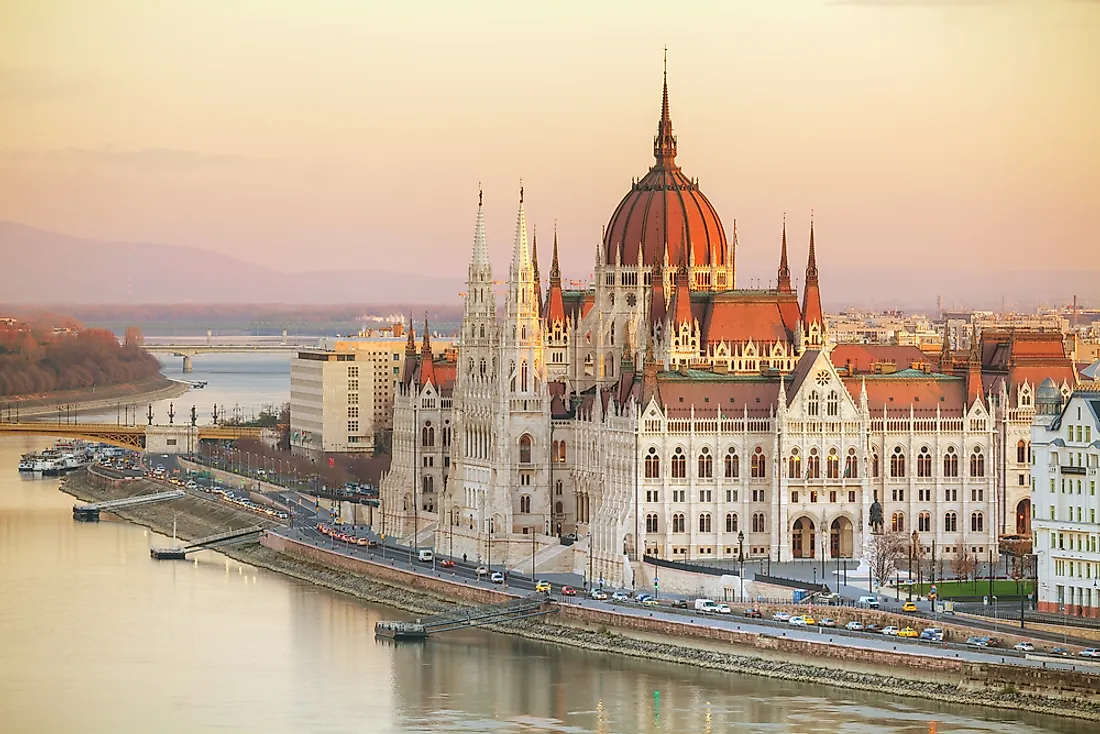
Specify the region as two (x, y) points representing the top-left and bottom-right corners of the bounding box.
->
(653, 47), (677, 168)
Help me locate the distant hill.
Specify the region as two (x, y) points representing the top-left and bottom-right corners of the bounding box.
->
(0, 222), (465, 305)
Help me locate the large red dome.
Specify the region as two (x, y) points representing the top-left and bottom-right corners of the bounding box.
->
(603, 74), (729, 270)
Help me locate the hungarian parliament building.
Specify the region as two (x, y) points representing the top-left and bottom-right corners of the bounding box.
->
(379, 71), (1078, 589)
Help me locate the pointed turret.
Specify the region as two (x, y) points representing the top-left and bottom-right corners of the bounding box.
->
(546, 224), (566, 324)
(776, 215), (792, 294)
(801, 216), (823, 327)
(419, 316), (436, 387)
(653, 48), (678, 169)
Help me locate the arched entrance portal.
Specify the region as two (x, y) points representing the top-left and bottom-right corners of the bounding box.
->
(792, 517), (815, 559)
(830, 516), (854, 558)
(1016, 498), (1032, 536)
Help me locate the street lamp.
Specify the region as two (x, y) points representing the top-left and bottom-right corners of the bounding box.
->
(738, 530), (745, 603)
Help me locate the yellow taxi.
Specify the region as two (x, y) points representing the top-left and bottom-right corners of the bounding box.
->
(535, 580), (552, 593)
(898, 626), (919, 638)
(902, 601), (918, 612)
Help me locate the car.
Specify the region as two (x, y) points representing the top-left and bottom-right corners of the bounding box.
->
(439, 559), (455, 568)
(881, 626), (900, 636)
(788, 615), (808, 627)
(898, 627), (918, 638)
(715, 604), (732, 614)
(475, 566), (490, 576)
(772, 612), (791, 622)
(641, 598), (660, 607)
(845, 621), (865, 632)
(611, 591), (630, 602)
(743, 609), (763, 619)
(1050, 647), (1071, 657)
(1079, 648), (1100, 658)
(489, 572), (504, 584)
(818, 618), (836, 628)
(535, 580), (551, 593)
(801, 615), (816, 626)
(1013, 642), (1035, 652)
(966, 636), (989, 647)
(589, 589), (608, 600)
(902, 601), (918, 612)
(561, 586), (577, 597)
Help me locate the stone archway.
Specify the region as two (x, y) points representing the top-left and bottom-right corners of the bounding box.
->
(792, 517), (816, 559)
(1016, 498), (1032, 536)
(830, 516), (854, 558)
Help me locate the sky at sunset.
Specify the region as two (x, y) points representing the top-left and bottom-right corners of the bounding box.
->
(1, 0), (1098, 299)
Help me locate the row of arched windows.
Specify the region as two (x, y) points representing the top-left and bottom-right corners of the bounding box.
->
(644, 446), (767, 480)
(873, 445), (985, 479)
(650, 511), (758, 534)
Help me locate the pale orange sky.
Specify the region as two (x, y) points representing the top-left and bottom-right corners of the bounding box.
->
(1, 0), (1098, 290)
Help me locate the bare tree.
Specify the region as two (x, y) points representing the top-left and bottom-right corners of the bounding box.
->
(868, 531), (908, 590)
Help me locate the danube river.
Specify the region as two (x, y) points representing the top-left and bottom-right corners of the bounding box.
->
(0, 354), (1089, 733)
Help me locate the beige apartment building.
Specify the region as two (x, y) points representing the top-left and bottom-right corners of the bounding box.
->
(290, 325), (454, 459)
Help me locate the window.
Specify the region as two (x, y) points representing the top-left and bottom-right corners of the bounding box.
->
(752, 512), (766, 533)
(970, 446), (985, 478)
(672, 448), (687, 478)
(1017, 440), (1027, 464)
(807, 449), (821, 479)
(646, 514), (659, 533)
(725, 513), (738, 532)
(845, 448), (858, 478)
(645, 447), (661, 478)
(807, 390), (820, 417)
(918, 512), (931, 532)
(917, 446), (932, 477)
(519, 434), (532, 464)
(890, 446), (906, 477)
(698, 447), (713, 478)
(944, 512), (957, 532)
(751, 447), (767, 478)
(788, 448), (801, 479)
(520, 495), (531, 513)
(724, 448), (740, 478)
(827, 448), (839, 479)
(891, 512), (904, 532)
(699, 513), (712, 532)
(672, 513), (685, 533)
(422, 421), (435, 447)
(943, 447), (958, 477)
(826, 390), (839, 417)
(971, 512), (984, 532)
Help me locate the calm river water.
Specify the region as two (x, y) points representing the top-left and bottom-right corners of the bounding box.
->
(0, 354), (1089, 733)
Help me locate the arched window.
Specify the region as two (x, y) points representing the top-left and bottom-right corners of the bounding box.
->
(918, 512), (931, 532)
(971, 512), (984, 532)
(943, 447), (958, 477)
(807, 390), (820, 417)
(519, 434), (532, 464)
(724, 448), (739, 478)
(845, 448), (859, 478)
(644, 447), (661, 478)
(917, 446), (932, 477)
(970, 446), (985, 478)
(891, 512), (905, 532)
(520, 495), (531, 513)
(752, 512), (766, 533)
(698, 447), (713, 479)
(751, 447), (767, 478)
(872, 449), (880, 478)
(788, 448), (801, 479)
(1016, 440), (1027, 464)
(672, 513), (685, 533)
(646, 514), (659, 533)
(422, 421), (435, 447)
(826, 390), (839, 417)
(944, 512), (957, 532)
(699, 513), (712, 533)
(807, 448), (821, 479)
(890, 446), (906, 478)
(671, 447), (687, 478)
(826, 448), (839, 479)
(725, 513), (738, 533)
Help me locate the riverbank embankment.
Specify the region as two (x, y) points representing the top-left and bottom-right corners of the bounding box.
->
(2, 376), (188, 419)
(58, 471), (1100, 722)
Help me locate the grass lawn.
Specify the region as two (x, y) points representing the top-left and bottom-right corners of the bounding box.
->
(905, 579), (1034, 599)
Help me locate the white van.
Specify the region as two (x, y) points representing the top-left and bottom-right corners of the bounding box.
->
(694, 598), (720, 612)
(417, 549), (434, 563)
(857, 595), (880, 609)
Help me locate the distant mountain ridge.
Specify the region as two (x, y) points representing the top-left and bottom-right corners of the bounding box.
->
(0, 222), (465, 305)
(0, 221), (1095, 310)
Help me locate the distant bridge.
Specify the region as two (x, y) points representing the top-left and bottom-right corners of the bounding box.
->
(0, 421), (265, 450)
